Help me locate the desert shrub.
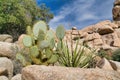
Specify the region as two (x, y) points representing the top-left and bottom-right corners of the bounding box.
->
(112, 49), (120, 62)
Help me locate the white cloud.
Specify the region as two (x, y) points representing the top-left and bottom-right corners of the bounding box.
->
(49, 0), (114, 29)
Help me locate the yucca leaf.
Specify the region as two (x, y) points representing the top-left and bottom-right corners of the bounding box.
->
(74, 47), (85, 67)
(73, 40), (79, 66)
(66, 42), (71, 66)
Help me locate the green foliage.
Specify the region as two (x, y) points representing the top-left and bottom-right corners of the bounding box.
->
(56, 25), (65, 40)
(56, 26), (96, 68)
(112, 49), (120, 62)
(16, 21), (96, 68)
(0, 0), (53, 41)
(33, 21), (47, 38)
(16, 53), (27, 66)
(57, 41), (95, 68)
(97, 49), (112, 60)
(16, 21), (57, 66)
(22, 35), (32, 47)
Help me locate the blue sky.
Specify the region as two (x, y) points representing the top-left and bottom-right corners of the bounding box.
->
(37, 0), (114, 29)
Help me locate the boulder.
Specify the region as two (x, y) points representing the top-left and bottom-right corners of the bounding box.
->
(0, 57), (13, 79)
(115, 29), (120, 38)
(72, 30), (80, 35)
(93, 39), (103, 45)
(17, 34), (27, 49)
(11, 74), (21, 80)
(113, 38), (120, 47)
(0, 42), (18, 59)
(96, 20), (118, 29)
(109, 22), (118, 29)
(110, 60), (120, 72)
(81, 20), (116, 34)
(0, 34), (13, 43)
(113, 21), (120, 27)
(96, 58), (113, 70)
(0, 67), (7, 76)
(95, 24), (114, 35)
(72, 27), (77, 30)
(22, 65), (120, 80)
(114, 0), (120, 6)
(65, 30), (72, 34)
(81, 25), (95, 33)
(0, 76), (9, 80)
(101, 33), (113, 45)
(113, 6), (120, 20)
(85, 33), (101, 41)
(101, 44), (113, 50)
(80, 32), (88, 38)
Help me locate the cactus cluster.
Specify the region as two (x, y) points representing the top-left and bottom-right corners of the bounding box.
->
(16, 21), (58, 66)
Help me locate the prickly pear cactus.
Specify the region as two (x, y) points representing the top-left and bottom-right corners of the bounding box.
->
(16, 21), (58, 66)
(33, 21), (47, 38)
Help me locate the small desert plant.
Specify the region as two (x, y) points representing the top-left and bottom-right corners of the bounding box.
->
(97, 49), (112, 60)
(56, 26), (96, 68)
(16, 21), (58, 66)
(111, 49), (120, 62)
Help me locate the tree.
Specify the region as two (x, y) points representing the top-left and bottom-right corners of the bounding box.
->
(0, 0), (53, 41)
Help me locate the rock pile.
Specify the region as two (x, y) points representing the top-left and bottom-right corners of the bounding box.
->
(65, 20), (120, 51)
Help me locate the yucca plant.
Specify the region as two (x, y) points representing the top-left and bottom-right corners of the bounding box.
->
(56, 26), (96, 68)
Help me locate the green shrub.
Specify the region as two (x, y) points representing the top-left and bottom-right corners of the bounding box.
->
(97, 49), (112, 60)
(0, 0), (53, 41)
(112, 49), (120, 62)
